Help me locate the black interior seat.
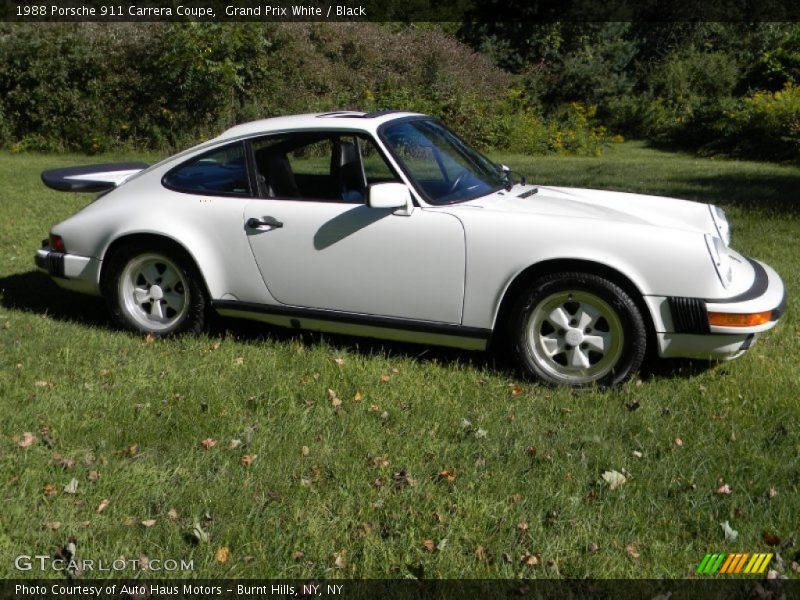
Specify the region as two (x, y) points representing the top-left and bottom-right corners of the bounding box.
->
(263, 152), (301, 198)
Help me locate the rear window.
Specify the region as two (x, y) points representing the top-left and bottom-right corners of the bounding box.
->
(163, 142), (251, 196)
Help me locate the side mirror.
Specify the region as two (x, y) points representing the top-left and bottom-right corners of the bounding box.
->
(366, 182), (410, 209)
(498, 163), (511, 173)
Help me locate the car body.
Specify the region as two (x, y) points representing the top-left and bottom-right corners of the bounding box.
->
(35, 111), (786, 386)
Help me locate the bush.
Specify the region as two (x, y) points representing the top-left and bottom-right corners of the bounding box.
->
(0, 22), (605, 157)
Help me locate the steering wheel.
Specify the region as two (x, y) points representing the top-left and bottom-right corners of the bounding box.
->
(445, 168), (470, 195)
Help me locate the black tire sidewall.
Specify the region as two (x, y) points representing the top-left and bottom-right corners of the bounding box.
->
(511, 272), (647, 387)
(102, 241), (207, 336)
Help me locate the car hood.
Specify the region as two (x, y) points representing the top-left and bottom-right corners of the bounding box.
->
(458, 185), (715, 235)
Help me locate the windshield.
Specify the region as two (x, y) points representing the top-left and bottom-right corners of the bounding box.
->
(380, 119), (506, 204)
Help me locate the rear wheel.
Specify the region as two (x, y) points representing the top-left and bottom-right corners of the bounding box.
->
(510, 272), (646, 387)
(103, 241), (207, 336)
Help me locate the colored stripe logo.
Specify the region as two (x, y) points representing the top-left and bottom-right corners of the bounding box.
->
(696, 552), (773, 574)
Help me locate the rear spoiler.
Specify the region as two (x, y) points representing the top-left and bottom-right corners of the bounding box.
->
(41, 162), (149, 192)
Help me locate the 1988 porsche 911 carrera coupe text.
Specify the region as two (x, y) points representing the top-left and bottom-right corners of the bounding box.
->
(35, 111), (786, 386)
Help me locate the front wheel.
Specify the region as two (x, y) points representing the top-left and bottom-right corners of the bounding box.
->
(510, 273), (647, 387)
(103, 241), (207, 336)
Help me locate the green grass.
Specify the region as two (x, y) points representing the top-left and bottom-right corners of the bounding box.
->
(0, 142), (797, 579)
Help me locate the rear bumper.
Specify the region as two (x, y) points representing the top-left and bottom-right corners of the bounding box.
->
(35, 248), (101, 295)
(647, 257), (785, 360)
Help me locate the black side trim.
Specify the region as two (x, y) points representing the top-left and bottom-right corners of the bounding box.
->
(41, 162), (149, 192)
(708, 258), (768, 304)
(741, 334), (755, 351)
(212, 300), (491, 340)
(668, 296), (710, 334)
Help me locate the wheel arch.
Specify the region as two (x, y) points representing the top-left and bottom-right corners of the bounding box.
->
(99, 233), (211, 300)
(491, 258), (657, 353)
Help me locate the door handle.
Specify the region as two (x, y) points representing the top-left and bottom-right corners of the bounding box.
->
(246, 216), (283, 230)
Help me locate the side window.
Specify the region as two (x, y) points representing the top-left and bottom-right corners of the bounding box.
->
(163, 142), (250, 196)
(251, 132), (400, 203)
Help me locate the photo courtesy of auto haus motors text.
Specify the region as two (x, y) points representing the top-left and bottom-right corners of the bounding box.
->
(14, 583), (345, 597)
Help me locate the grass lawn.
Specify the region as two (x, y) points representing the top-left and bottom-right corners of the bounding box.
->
(0, 142), (797, 579)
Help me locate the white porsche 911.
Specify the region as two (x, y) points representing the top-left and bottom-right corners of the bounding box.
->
(36, 111), (786, 386)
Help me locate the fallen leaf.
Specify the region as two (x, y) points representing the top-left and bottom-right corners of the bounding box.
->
(141, 519), (156, 528)
(46, 521), (62, 530)
(721, 520), (738, 542)
(353, 391), (363, 403)
(334, 357), (345, 366)
(301, 445), (310, 456)
(53, 455), (75, 470)
(432, 512), (443, 523)
(241, 454), (257, 467)
(510, 493), (522, 504)
(333, 551), (346, 568)
(126, 444), (138, 457)
(211, 341), (221, 351)
(215, 546), (230, 564)
(674, 438), (684, 447)
(229, 439), (243, 450)
(328, 388), (342, 409)
(17, 432), (37, 449)
(191, 522), (209, 543)
(602, 470), (627, 490)
(144, 333), (155, 344)
(422, 539), (436, 552)
(123, 516), (137, 526)
(768, 486), (778, 499)
(766, 570), (780, 580)
(715, 483), (733, 495)
(632, 450), (643, 458)
(521, 551), (539, 566)
(88, 471), (100, 482)
(63, 478), (79, 494)
(34, 380), (52, 388)
(369, 404), (380, 412)
(475, 545), (486, 561)
(233, 356), (244, 366)
(763, 531), (782, 547)
(168, 508), (179, 521)
(509, 384), (523, 396)
(587, 542), (599, 553)
(292, 550), (304, 561)
(625, 544), (640, 559)
(43, 483), (57, 497)
(475, 428), (488, 439)
(517, 521), (529, 533)
(200, 438), (217, 450)
(380, 374), (390, 382)
(97, 499), (110, 514)
(438, 469), (456, 482)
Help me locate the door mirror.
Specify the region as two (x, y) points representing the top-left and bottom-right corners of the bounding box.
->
(366, 182), (410, 209)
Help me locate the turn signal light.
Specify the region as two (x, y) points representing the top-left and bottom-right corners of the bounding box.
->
(708, 311), (771, 327)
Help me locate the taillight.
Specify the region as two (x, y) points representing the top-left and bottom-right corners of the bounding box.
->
(49, 234), (66, 253)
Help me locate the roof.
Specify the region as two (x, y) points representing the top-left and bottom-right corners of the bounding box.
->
(215, 111), (426, 141)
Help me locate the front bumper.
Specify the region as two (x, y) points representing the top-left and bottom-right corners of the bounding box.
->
(647, 257), (786, 360)
(35, 246), (101, 296)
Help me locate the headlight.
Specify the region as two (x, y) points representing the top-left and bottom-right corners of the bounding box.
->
(709, 204), (730, 246)
(705, 234), (732, 288)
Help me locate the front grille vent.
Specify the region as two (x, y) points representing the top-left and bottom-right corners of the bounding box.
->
(668, 296), (709, 334)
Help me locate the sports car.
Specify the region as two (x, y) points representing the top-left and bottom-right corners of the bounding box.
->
(35, 110), (786, 386)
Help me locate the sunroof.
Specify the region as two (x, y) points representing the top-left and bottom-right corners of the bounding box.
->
(316, 110), (410, 119)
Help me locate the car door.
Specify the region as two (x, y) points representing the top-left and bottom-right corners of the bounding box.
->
(242, 132), (466, 324)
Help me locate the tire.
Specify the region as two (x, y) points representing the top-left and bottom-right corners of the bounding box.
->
(510, 272), (647, 387)
(102, 240), (207, 336)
